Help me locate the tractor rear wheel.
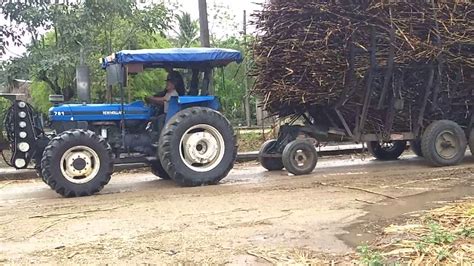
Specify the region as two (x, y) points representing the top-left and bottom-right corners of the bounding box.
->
(367, 141), (406, 161)
(150, 160), (171, 180)
(421, 120), (467, 166)
(41, 130), (113, 197)
(158, 107), (236, 186)
(259, 139), (284, 171)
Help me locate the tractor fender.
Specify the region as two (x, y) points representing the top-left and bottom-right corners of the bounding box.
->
(166, 96), (221, 122)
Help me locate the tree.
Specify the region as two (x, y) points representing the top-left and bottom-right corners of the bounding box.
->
(2, 0), (171, 101)
(175, 12), (199, 48)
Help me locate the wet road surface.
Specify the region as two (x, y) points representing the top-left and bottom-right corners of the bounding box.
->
(0, 154), (473, 263)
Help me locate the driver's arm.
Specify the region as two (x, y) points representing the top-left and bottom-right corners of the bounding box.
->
(146, 96), (167, 105)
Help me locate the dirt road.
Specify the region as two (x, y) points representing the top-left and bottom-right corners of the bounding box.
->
(1, 154), (473, 264)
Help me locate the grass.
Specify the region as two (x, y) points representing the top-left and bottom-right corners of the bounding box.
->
(357, 244), (384, 266)
(236, 130), (274, 153)
(355, 200), (474, 265)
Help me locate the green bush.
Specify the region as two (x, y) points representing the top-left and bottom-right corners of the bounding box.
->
(0, 97), (12, 131)
(30, 81), (53, 115)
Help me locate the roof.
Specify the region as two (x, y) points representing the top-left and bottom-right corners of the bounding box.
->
(102, 47), (243, 69)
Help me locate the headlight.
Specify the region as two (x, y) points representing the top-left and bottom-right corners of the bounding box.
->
(18, 111), (27, 119)
(18, 101), (26, 108)
(18, 142), (30, 152)
(19, 121), (27, 128)
(19, 132), (27, 139)
(15, 158), (26, 168)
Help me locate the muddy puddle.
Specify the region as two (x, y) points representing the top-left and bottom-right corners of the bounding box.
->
(339, 181), (474, 248)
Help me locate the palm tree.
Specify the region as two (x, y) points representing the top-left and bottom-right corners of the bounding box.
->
(176, 12), (199, 48)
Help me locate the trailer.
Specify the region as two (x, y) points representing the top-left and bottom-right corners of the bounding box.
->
(258, 29), (474, 175)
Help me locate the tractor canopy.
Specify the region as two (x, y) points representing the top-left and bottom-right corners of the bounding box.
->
(101, 47), (243, 69)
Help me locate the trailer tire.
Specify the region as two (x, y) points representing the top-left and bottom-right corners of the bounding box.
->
(259, 139), (284, 171)
(158, 107), (236, 186)
(421, 120), (467, 167)
(41, 130), (113, 197)
(410, 139), (423, 157)
(150, 160), (171, 180)
(367, 141), (406, 161)
(282, 139), (318, 176)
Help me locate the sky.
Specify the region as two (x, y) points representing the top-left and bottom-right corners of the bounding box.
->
(1, 0), (265, 60)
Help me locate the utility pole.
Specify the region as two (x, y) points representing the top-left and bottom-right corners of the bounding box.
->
(198, 0), (210, 48)
(243, 10), (251, 127)
(198, 0), (213, 95)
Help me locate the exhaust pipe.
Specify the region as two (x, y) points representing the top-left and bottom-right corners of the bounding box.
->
(76, 65), (91, 103)
(76, 47), (91, 103)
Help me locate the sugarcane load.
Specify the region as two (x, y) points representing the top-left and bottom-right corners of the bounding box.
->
(252, 0), (474, 175)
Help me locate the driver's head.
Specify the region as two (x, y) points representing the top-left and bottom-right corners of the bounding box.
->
(166, 78), (176, 91)
(166, 71), (185, 94)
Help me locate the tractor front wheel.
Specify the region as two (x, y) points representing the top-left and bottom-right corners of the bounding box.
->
(158, 107), (236, 186)
(41, 130), (113, 197)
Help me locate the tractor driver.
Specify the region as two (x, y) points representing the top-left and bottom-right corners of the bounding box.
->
(145, 71), (185, 136)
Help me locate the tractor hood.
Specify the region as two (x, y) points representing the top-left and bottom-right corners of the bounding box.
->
(49, 101), (151, 122)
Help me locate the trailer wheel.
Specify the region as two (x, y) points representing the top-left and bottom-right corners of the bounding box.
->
(282, 139), (318, 176)
(158, 107), (236, 186)
(421, 120), (467, 166)
(259, 139), (284, 171)
(367, 141), (406, 161)
(41, 130), (113, 197)
(150, 160), (171, 180)
(410, 139), (423, 157)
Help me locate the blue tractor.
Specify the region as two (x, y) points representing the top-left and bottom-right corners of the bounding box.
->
(1, 48), (243, 197)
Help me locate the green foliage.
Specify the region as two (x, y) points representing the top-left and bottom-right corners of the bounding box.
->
(357, 245), (384, 266)
(213, 37), (249, 125)
(128, 69), (167, 100)
(436, 248), (451, 262)
(458, 227), (474, 238)
(0, 98), (12, 132)
(413, 222), (458, 262)
(3, 1), (252, 125)
(2, 0), (171, 103)
(422, 223), (456, 245)
(175, 12), (199, 48)
(30, 81), (53, 114)
(237, 131), (265, 152)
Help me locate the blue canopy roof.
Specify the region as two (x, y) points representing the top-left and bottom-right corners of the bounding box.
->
(102, 48), (243, 69)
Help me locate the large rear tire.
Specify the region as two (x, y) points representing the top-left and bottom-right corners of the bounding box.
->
(150, 160), (171, 180)
(282, 139), (318, 176)
(421, 120), (467, 167)
(259, 139), (284, 171)
(367, 141), (406, 161)
(41, 130), (113, 197)
(158, 107), (236, 186)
